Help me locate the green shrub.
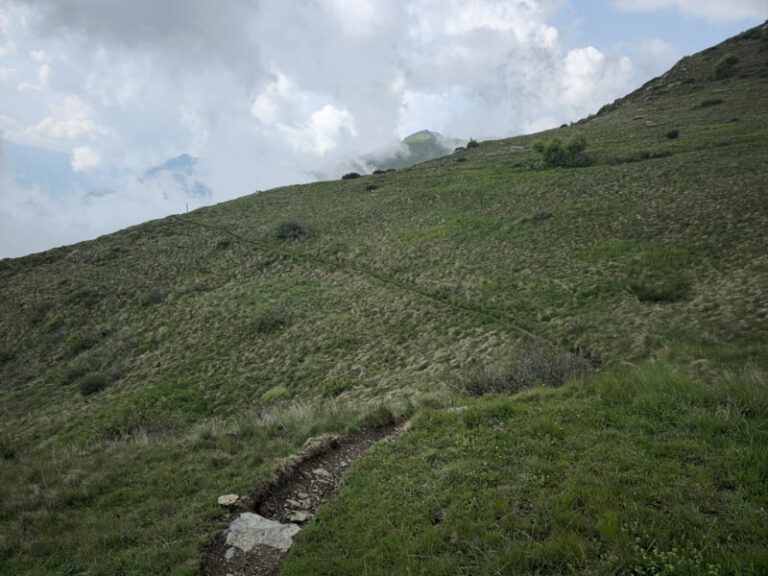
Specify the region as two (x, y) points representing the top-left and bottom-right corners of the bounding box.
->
(0, 438), (17, 460)
(141, 289), (166, 306)
(452, 342), (589, 396)
(0, 348), (14, 365)
(215, 237), (232, 250)
(628, 278), (691, 303)
(30, 301), (53, 324)
(43, 315), (65, 333)
(262, 385), (292, 403)
(66, 331), (98, 356)
(714, 54), (739, 79)
(531, 134), (590, 168)
(322, 376), (357, 397)
(666, 129), (679, 140)
(78, 372), (109, 396)
(466, 139), (480, 149)
(99, 408), (184, 440)
(341, 172), (361, 180)
(52, 363), (90, 386)
(275, 219), (312, 241)
(695, 98), (725, 109)
(253, 307), (288, 334)
(66, 288), (103, 309)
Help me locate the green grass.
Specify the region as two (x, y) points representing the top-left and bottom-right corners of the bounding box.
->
(1, 23), (767, 574)
(284, 364), (768, 575)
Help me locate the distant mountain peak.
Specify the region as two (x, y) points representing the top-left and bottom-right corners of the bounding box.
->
(141, 153), (212, 199)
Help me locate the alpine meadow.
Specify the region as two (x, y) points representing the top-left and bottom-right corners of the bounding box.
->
(1, 22), (767, 576)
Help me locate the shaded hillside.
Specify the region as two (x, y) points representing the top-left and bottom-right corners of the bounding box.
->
(0, 23), (767, 575)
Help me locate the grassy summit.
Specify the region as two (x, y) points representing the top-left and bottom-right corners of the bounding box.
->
(1, 23), (767, 575)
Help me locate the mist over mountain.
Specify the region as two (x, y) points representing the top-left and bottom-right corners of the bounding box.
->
(366, 130), (466, 171)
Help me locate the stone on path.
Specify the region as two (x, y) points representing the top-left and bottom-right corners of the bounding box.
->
(226, 513), (300, 556)
(312, 467), (332, 479)
(447, 406), (469, 414)
(218, 494), (239, 507)
(287, 511), (313, 523)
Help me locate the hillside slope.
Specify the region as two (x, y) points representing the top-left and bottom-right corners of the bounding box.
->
(1, 23), (767, 575)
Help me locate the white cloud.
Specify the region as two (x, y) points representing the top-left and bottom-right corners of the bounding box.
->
(250, 72), (357, 156)
(284, 104), (357, 156)
(70, 146), (100, 172)
(0, 66), (15, 80)
(562, 47), (633, 109)
(15, 96), (107, 146)
(30, 49), (50, 62)
(329, 0), (395, 38)
(614, 0), (768, 22)
(250, 72), (309, 125)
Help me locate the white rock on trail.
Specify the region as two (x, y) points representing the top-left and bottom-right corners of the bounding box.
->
(226, 513), (300, 553)
(447, 406), (469, 414)
(217, 494), (239, 507)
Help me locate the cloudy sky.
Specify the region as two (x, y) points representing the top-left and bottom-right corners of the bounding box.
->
(1, 0), (765, 258)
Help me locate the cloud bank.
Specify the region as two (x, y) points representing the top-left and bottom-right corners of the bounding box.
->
(614, 0), (768, 22)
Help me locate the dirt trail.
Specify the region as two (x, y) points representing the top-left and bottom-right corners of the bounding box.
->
(201, 419), (402, 576)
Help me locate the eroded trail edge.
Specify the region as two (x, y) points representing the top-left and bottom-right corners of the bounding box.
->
(201, 419), (403, 576)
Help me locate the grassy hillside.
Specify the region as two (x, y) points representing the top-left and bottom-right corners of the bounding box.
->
(1, 24), (767, 575)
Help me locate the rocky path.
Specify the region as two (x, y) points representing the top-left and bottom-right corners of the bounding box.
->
(201, 419), (401, 576)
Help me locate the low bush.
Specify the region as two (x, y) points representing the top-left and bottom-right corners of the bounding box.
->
(0, 438), (18, 460)
(66, 331), (98, 356)
(0, 348), (14, 365)
(666, 129), (679, 140)
(262, 385), (292, 403)
(628, 277), (691, 303)
(531, 134), (590, 168)
(43, 315), (65, 333)
(322, 376), (357, 397)
(30, 301), (53, 324)
(453, 342), (589, 396)
(78, 372), (109, 396)
(99, 408), (184, 440)
(66, 288), (103, 309)
(141, 289), (166, 307)
(466, 139), (480, 149)
(603, 149), (673, 165)
(253, 307), (289, 334)
(714, 54), (739, 79)
(365, 184), (379, 191)
(275, 219), (312, 241)
(695, 98), (725, 109)
(341, 172), (361, 180)
(215, 237), (232, 250)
